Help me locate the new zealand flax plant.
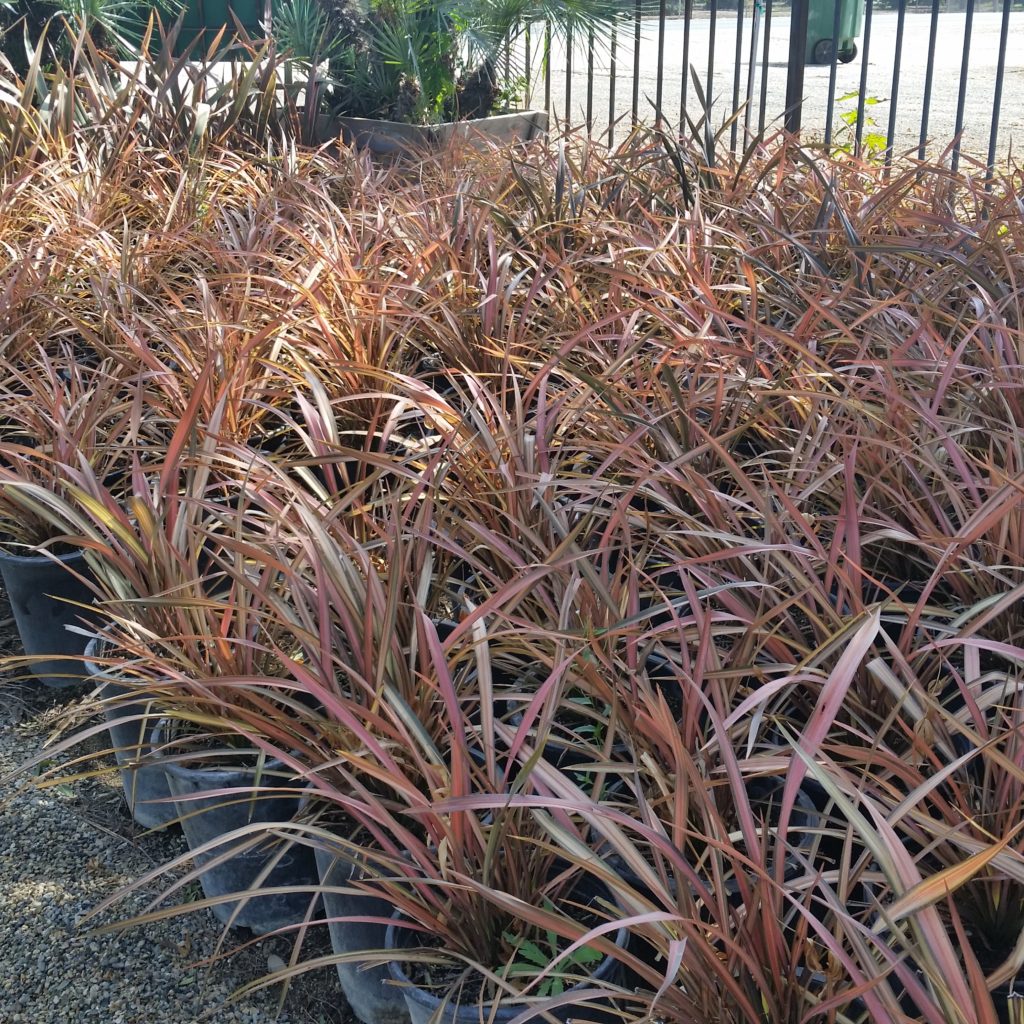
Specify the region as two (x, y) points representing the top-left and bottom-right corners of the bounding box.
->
(847, 628), (1024, 1022)
(0, 19), (293, 167)
(230, 510), (633, 1018)
(0, 345), (146, 683)
(61, 385), (638, 1013)
(6, 59), (1024, 1024)
(8, 426), (348, 928)
(0, 345), (145, 549)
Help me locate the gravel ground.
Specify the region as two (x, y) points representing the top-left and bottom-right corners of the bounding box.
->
(536, 11), (1024, 163)
(0, 591), (352, 1024)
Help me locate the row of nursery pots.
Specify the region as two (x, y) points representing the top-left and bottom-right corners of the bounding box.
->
(0, 548), (454, 1022)
(87, 637), (869, 1024)
(0, 544), (937, 1023)
(85, 638), (633, 1024)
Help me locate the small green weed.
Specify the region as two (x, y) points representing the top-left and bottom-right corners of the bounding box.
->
(834, 90), (887, 155)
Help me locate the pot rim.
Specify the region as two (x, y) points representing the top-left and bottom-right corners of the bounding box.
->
(0, 545), (88, 566)
(83, 635), (113, 681)
(151, 716), (291, 785)
(333, 109), (548, 131)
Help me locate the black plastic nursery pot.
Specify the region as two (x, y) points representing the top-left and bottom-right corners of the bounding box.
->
(742, 776), (821, 882)
(502, 653), (677, 773)
(787, 778), (885, 932)
(504, 698), (627, 775)
(384, 880), (628, 1024)
(255, 429), (424, 489)
(605, 777), (824, 994)
(869, 898), (1022, 1024)
(85, 639), (179, 830)
(0, 547), (95, 688)
(619, 777), (820, 890)
(780, 968), (868, 1021)
(153, 720), (319, 933)
(314, 840), (410, 1024)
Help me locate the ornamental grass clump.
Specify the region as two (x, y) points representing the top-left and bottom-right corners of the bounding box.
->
(4, 33), (1024, 1024)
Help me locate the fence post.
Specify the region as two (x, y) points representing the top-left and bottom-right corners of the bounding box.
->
(784, 0), (810, 134)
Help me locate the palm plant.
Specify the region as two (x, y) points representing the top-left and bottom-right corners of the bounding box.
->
(274, 0), (628, 124)
(0, 0), (183, 62)
(0, 0), (49, 75)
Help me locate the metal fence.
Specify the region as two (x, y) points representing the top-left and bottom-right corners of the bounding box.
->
(521, 0), (1022, 171)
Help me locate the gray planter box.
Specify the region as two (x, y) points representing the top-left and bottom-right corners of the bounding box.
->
(329, 110), (549, 156)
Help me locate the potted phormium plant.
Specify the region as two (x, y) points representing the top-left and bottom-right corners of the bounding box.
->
(81, 481), (322, 933)
(297, 650), (631, 1024)
(222, 452), (466, 1023)
(381, 831), (629, 1024)
(223, 447), (630, 1023)
(13, 399), (323, 922)
(83, 567), (323, 932)
(270, 0), (629, 153)
(0, 348), (141, 688)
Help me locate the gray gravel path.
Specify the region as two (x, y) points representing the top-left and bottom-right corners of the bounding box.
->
(533, 11), (1024, 163)
(0, 622), (347, 1024)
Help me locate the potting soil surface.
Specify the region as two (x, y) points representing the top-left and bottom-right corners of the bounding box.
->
(0, 587), (354, 1024)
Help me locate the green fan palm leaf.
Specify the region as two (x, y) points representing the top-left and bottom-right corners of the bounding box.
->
(274, 0), (627, 123)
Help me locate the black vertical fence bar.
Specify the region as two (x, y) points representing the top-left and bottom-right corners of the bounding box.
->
(854, 0), (873, 155)
(525, 25), (532, 108)
(784, 0), (809, 134)
(985, 0), (1012, 182)
(586, 27), (595, 133)
(883, 0), (907, 172)
(951, 0), (975, 173)
(917, 0), (940, 160)
(823, 0), (842, 146)
(656, 0), (668, 123)
(680, 0), (693, 133)
(632, 0), (642, 125)
(565, 24), (573, 126)
(744, 0), (761, 141)
(730, 0), (744, 153)
(758, 0), (773, 137)
(707, 0), (718, 128)
(544, 21), (552, 116)
(608, 24), (618, 146)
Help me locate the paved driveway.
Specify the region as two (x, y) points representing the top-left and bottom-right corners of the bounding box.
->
(530, 11), (1024, 163)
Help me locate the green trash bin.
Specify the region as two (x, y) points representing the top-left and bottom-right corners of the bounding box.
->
(805, 0), (863, 64)
(139, 0), (266, 54)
